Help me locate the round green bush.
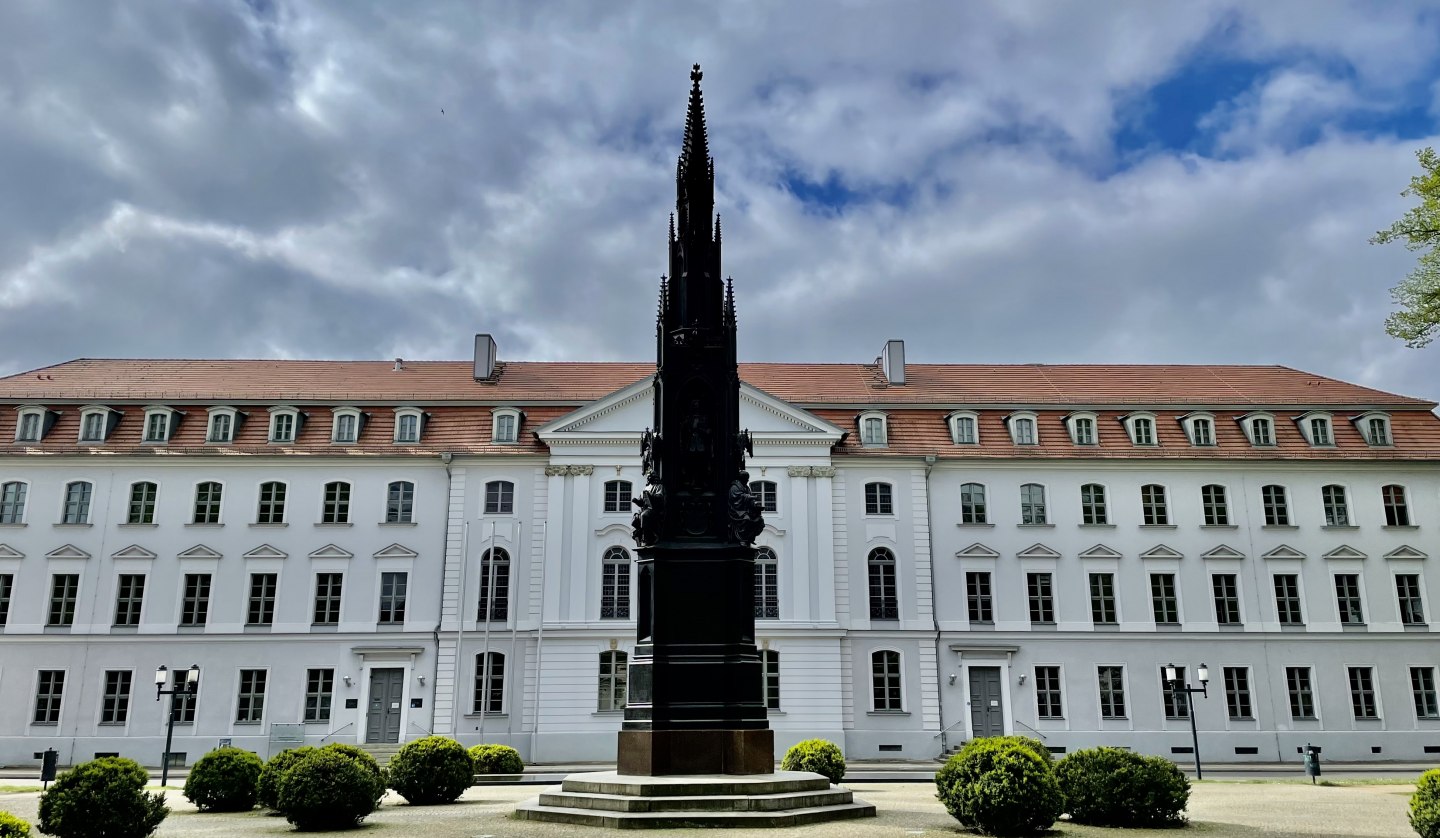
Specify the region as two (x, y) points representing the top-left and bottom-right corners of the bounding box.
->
(317, 743), (385, 805)
(277, 750), (383, 831)
(469, 744), (524, 775)
(1411, 768), (1440, 838)
(37, 756), (168, 838)
(386, 736), (474, 805)
(0, 811), (31, 838)
(780, 739), (846, 784)
(1055, 746), (1189, 828)
(258, 746), (315, 810)
(182, 746), (263, 812)
(935, 739), (1062, 837)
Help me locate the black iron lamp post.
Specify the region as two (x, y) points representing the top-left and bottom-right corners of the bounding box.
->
(155, 664), (199, 786)
(1164, 662), (1209, 779)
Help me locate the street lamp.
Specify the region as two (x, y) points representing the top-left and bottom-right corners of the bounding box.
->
(155, 664), (200, 787)
(1164, 662), (1209, 779)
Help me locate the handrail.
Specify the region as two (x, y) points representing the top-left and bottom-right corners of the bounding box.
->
(320, 722), (355, 743)
(1013, 719), (1048, 740)
(932, 718), (968, 738)
(408, 721), (431, 736)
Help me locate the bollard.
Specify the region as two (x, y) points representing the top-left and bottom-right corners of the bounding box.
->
(40, 748), (58, 789)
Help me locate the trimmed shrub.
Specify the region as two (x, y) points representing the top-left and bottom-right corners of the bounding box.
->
(386, 736), (474, 805)
(935, 736), (1054, 823)
(37, 756), (168, 838)
(935, 739), (1062, 837)
(780, 739), (846, 784)
(0, 812), (30, 838)
(1412, 768), (1440, 838)
(258, 746), (314, 811)
(317, 743), (385, 805)
(277, 750), (383, 831)
(469, 744), (524, 775)
(1055, 746), (1189, 828)
(183, 746), (263, 812)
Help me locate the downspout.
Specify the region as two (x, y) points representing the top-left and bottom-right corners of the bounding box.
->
(923, 453), (946, 757)
(529, 521), (547, 763)
(431, 453), (453, 736)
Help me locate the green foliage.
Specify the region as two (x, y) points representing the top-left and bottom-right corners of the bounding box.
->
(1411, 768), (1440, 838)
(935, 739), (1062, 837)
(779, 739), (846, 784)
(386, 736), (474, 805)
(257, 746), (314, 811)
(317, 743), (385, 804)
(37, 756), (168, 838)
(277, 750), (382, 831)
(1055, 746), (1189, 828)
(1372, 146), (1440, 347)
(0, 811), (30, 838)
(469, 744), (524, 775)
(182, 747), (263, 812)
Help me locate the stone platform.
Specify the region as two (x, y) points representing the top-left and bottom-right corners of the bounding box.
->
(513, 770), (876, 829)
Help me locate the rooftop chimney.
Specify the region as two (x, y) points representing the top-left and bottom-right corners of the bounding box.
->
(474, 334), (498, 380)
(881, 339), (905, 385)
(393, 358), (404, 371)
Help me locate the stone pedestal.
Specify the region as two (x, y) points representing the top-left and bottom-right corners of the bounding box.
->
(617, 728), (774, 776)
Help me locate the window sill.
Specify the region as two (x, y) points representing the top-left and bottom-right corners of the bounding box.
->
(268, 440), (295, 445)
(1017, 523), (1054, 528)
(1079, 523), (1115, 529)
(1217, 623), (1245, 630)
(234, 721), (262, 726)
(185, 523), (224, 528)
(244, 625), (273, 632)
(311, 624), (339, 632)
(29, 722), (58, 727)
(53, 523), (93, 528)
(1322, 525), (1358, 530)
(463, 713), (508, 719)
(1140, 524), (1177, 529)
(0, 523), (26, 528)
(377, 622), (405, 629)
(178, 625), (207, 633)
(205, 441), (234, 446)
(118, 523), (157, 528)
(380, 521), (418, 527)
(1200, 524), (1238, 530)
(1262, 525), (1299, 530)
(1091, 623), (1119, 630)
(1404, 623), (1430, 631)
(956, 522), (994, 528)
(316, 522), (353, 528)
(592, 710), (625, 717)
(110, 625), (139, 633)
(304, 719), (331, 725)
(1154, 622), (1182, 630)
(43, 625), (73, 632)
(866, 710), (909, 716)
(1383, 525), (1419, 531)
(1341, 623), (1368, 631)
(1100, 716), (1128, 722)
(250, 523), (288, 528)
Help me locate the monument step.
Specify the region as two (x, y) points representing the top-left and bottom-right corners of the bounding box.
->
(560, 770), (831, 797)
(513, 799), (878, 829)
(538, 787), (855, 813)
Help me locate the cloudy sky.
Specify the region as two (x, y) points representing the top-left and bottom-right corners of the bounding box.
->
(2, 1), (1438, 403)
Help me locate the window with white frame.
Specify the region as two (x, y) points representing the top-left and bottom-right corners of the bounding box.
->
(1396, 574), (1426, 625)
(1274, 574), (1304, 625)
(1348, 666), (1378, 719)
(598, 650), (627, 711)
(867, 548), (898, 620)
(1007, 412), (1038, 445)
(62, 481), (92, 524)
(871, 650), (903, 711)
(484, 480), (514, 515)
(604, 480), (633, 514)
(1321, 484), (1350, 526)
(1019, 483), (1047, 525)
(491, 408), (521, 443)
(1140, 484), (1169, 525)
(754, 546), (779, 619)
(1411, 667), (1439, 719)
(48, 574), (79, 626)
(949, 412), (978, 445)
(1150, 573), (1179, 625)
(256, 481), (286, 524)
(1201, 484), (1229, 526)
(33, 671), (64, 725)
(1187, 415), (1215, 446)
(1261, 484), (1290, 526)
(1027, 572), (1054, 623)
(601, 546), (630, 619)
(1334, 574), (1364, 624)
(1224, 667), (1253, 719)
(321, 481), (350, 524)
(761, 649), (781, 710)
(331, 408), (362, 443)
(1097, 666), (1126, 718)
(378, 572), (408, 624)
(15, 407), (47, 442)
(477, 548), (509, 621)
(79, 407), (112, 443)
(1241, 413), (1275, 447)
(966, 571), (993, 623)
(1357, 413), (1392, 446)
(386, 481), (414, 523)
(304, 669), (333, 723)
(473, 651), (504, 714)
(100, 670), (132, 724)
(864, 482), (893, 515)
(206, 407), (239, 443)
(1286, 667), (1316, 719)
(192, 481), (222, 524)
(1382, 484), (1411, 526)
(960, 482), (987, 524)
(1035, 666), (1063, 719)
(1080, 483), (1107, 525)
(748, 480), (777, 513)
(394, 408), (424, 444)
(0, 480), (27, 524)
(1123, 413), (1157, 446)
(1161, 665), (1189, 719)
(1089, 573), (1117, 624)
(1213, 573), (1242, 624)
(859, 411), (888, 447)
(268, 407), (300, 443)
(1067, 412), (1098, 446)
(235, 669), (267, 723)
(142, 407), (176, 443)
(1300, 412), (1334, 446)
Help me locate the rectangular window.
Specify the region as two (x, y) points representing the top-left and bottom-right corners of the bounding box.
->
(322, 482), (350, 524)
(145, 412), (169, 442)
(48, 574), (79, 626)
(872, 651), (903, 711)
(386, 481), (415, 523)
(313, 573), (343, 625)
(762, 650), (780, 711)
(1097, 666), (1126, 719)
(208, 413), (232, 443)
(1322, 485), (1350, 526)
(473, 653), (504, 714)
(1274, 574), (1304, 625)
(960, 483), (987, 524)
(271, 413), (295, 443)
(1161, 665), (1188, 719)
(127, 482), (157, 524)
(1080, 484), (1107, 525)
(601, 557), (631, 620)
(599, 651), (629, 712)
(1212, 574), (1241, 625)
(34, 671), (64, 724)
(867, 550), (899, 620)
(865, 483), (893, 515)
(0, 481), (26, 523)
(257, 482), (286, 524)
(493, 413), (516, 442)
(1367, 416), (1390, 445)
(1150, 573), (1179, 625)
(395, 413), (419, 443)
(1384, 485), (1411, 526)
(192, 482), (222, 524)
(334, 414), (357, 443)
(1141, 484), (1169, 525)
(1190, 417), (1214, 446)
(965, 571), (993, 623)
(81, 412), (106, 441)
(754, 552), (779, 619)
(484, 481), (514, 515)
(954, 416), (976, 444)
(604, 480), (633, 513)
(1132, 418), (1155, 445)
(180, 574), (212, 626)
(1224, 667), (1253, 719)
(304, 668), (334, 723)
(1286, 667), (1316, 719)
(17, 412), (40, 441)
(1397, 574), (1426, 625)
(1019, 484), (1047, 525)
(378, 572), (408, 624)
(1349, 666), (1378, 719)
(100, 670), (132, 725)
(748, 481), (777, 513)
(1251, 417), (1273, 446)
(1073, 417), (1095, 445)
(1201, 484), (1229, 526)
(1027, 572), (1055, 624)
(1411, 667), (1439, 720)
(1089, 573), (1117, 624)
(861, 416), (886, 445)
(63, 482), (91, 524)
(0, 573), (11, 626)
(1310, 417), (1331, 445)
(236, 669), (266, 723)
(1335, 574), (1364, 625)
(170, 669), (196, 723)
(1262, 485), (1290, 526)
(247, 573), (277, 626)
(113, 574), (145, 627)
(1012, 418), (1035, 445)
(1034, 666), (1063, 719)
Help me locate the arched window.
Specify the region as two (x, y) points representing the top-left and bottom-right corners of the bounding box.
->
(473, 651), (504, 714)
(868, 548), (898, 620)
(192, 482), (222, 524)
(754, 547), (779, 619)
(601, 546), (631, 619)
(321, 481), (350, 524)
(1201, 484), (1228, 526)
(749, 480), (778, 513)
(761, 649), (780, 710)
(387, 481), (415, 523)
(128, 481), (158, 525)
(1080, 483), (1107, 525)
(62, 481), (93, 524)
(1383, 484), (1411, 526)
(1140, 484), (1169, 526)
(478, 548), (510, 621)
(603, 480), (632, 514)
(485, 480), (514, 515)
(1321, 484), (1349, 527)
(960, 483), (987, 524)
(871, 650), (903, 711)
(1019, 483), (1046, 525)
(598, 650), (627, 711)
(1261, 484), (1289, 526)
(864, 482), (893, 515)
(257, 481), (286, 524)
(0, 481), (27, 524)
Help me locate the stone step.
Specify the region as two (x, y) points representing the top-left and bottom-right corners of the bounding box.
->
(560, 770), (831, 797)
(514, 798), (878, 829)
(538, 787), (856, 813)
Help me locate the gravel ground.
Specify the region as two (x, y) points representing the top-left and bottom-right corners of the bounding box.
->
(0, 780), (1418, 837)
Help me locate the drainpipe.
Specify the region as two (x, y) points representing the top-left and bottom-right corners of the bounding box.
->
(923, 453), (946, 757)
(430, 453), (453, 737)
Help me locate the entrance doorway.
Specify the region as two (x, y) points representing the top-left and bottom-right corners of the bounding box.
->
(968, 666), (1005, 739)
(366, 668), (404, 744)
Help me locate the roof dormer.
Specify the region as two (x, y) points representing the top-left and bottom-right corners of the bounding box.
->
(1120, 411), (1158, 447)
(492, 407), (524, 444)
(1179, 411), (1216, 447)
(205, 406), (245, 444)
(331, 406), (367, 444)
(267, 405), (305, 444)
(1005, 411), (1039, 446)
(1352, 411), (1392, 447)
(947, 410), (979, 445)
(394, 407), (428, 444)
(1237, 411), (1277, 447)
(13, 404), (59, 443)
(141, 405), (182, 444)
(1065, 411), (1099, 446)
(78, 405), (120, 443)
(857, 410), (888, 448)
(1295, 410), (1335, 448)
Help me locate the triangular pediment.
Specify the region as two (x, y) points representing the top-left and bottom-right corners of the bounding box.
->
(1016, 543), (1061, 559)
(956, 542), (1000, 559)
(0, 544), (24, 559)
(46, 544), (91, 560)
(1139, 544), (1183, 560)
(243, 544), (288, 560)
(1201, 544), (1247, 560)
(1078, 544), (1123, 560)
(1384, 545), (1428, 560)
(110, 544), (157, 560)
(373, 543), (418, 559)
(309, 543), (354, 560)
(177, 544), (222, 559)
(1322, 544), (1367, 561)
(1260, 544), (1305, 560)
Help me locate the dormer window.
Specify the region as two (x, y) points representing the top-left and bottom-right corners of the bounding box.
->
(492, 408), (523, 444)
(948, 411), (978, 445)
(14, 405), (53, 443)
(206, 406), (242, 444)
(78, 406), (116, 443)
(1007, 412), (1038, 446)
(1296, 411), (1334, 447)
(1181, 412), (1215, 447)
(394, 407), (426, 444)
(1354, 412), (1392, 447)
(1066, 412), (1098, 446)
(331, 407), (364, 444)
(858, 411), (888, 447)
(1238, 412), (1276, 447)
(142, 406), (180, 443)
(1122, 412), (1157, 446)
(268, 406), (302, 443)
